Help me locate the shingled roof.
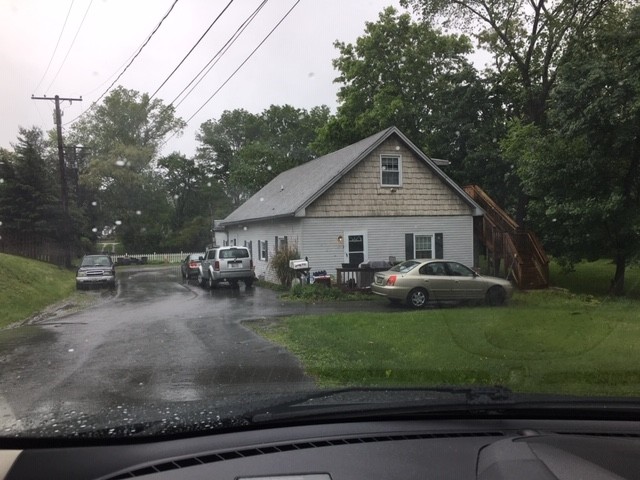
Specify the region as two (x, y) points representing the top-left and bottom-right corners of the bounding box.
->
(220, 126), (482, 226)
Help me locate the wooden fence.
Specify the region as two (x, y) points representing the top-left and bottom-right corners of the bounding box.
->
(0, 235), (68, 267)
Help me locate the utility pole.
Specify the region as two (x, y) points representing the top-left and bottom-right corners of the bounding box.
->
(31, 94), (82, 267)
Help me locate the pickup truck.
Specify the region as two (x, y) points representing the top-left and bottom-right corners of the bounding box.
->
(197, 245), (255, 289)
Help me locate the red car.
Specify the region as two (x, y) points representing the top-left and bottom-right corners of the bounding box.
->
(180, 253), (204, 279)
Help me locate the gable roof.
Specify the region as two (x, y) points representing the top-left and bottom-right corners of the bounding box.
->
(220, 126), (483, 226)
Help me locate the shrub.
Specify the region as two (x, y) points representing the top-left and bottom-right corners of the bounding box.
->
(269, 245), (301, 287)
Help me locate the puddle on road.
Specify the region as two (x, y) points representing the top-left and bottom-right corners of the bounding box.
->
(0, 327), (56, 356)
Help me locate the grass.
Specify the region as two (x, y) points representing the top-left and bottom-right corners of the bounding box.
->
(549, 259), (640, 299)
(0, 253), (76, 328)
(282, 283), (380, 302)
(249, 259), (640, 397)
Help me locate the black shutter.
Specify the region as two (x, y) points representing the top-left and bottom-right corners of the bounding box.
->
(435, 233), (444, 259)
(405, 233), (414, 261)
(275, 236), (279, 252)
(265, 240), (268, 261)
(284, 235), (288, 250)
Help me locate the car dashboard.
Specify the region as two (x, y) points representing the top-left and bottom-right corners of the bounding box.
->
(3, 417), (640, 479)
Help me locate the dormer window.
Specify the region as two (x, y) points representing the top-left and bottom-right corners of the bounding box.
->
(380, 155), (402, 187)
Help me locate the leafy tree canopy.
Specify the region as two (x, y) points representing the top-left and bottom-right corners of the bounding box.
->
(196, 105), (330, 202)
(503, 5), (640, 294)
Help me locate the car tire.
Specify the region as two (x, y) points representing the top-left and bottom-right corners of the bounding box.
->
(198, 272), (207, 288)
(229, 280), (239, 289)
(407, 288), (428, 309)
(208, 274), (217, 289)
(486, 286), (506, 306)
(244, 278), (254, 288)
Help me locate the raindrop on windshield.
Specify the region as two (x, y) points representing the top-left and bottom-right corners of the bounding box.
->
(115, 159), (126, 167)
(91, 201), (97, 206)
(207, 182), (212, 187)
(136, 210), (142, 215)
(174, 194), (179, 200)
(91, 227), (98, 233)
(260, 197), (264, 202)
(267, 165), (272, 171)
(115, 220), (122, 226)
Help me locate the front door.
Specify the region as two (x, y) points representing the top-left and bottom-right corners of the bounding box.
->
(344, 231), (367, 267)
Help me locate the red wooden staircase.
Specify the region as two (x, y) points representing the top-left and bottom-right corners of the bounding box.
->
(464, 185), (549, 289)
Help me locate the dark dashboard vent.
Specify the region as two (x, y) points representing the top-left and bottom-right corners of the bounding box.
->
(106, 431), (504, 479)
(554, 431), (640, 438)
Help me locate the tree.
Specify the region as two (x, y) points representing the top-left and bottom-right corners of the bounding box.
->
(0, 128), (63, 241)
(69, 87), (186, 252)
(403, 0), (621, 222)
(196, 109), (261, 204)
(71, 86), (186, 156)
(313, 7), (512, 204)
(402, 0), (617, 127)
(157, 152), (232, 251)
(505, 5), (640, 295)
(196, 105), (330, 201)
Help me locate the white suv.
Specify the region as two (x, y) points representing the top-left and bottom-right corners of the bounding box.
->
(197, 246), (255, 289)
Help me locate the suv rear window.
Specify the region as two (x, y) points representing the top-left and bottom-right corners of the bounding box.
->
(219, 248), (249, 259)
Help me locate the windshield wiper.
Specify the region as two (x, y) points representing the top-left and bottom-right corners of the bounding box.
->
(246, 386), (514, 424)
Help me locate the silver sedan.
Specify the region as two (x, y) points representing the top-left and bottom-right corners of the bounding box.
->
(371, 259), (514, 308)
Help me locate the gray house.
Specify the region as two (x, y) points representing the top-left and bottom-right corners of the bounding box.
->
(217, 126), (484, 283)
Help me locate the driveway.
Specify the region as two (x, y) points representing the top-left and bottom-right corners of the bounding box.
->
(0, 265), (381, 434)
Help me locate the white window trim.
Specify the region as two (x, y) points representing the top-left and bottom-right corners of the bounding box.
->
(380, 154), (402, 187)
(414, 233), (434, 259)
(258, 240), (268, 261)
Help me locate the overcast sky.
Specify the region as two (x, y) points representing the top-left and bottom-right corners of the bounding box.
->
(2, 0), (406, 157)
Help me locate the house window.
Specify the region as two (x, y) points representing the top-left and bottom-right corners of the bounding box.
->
(275, 236), (288, 252)
(415, 235), (433, 259)
(380, 155), (401, 186)
(258, 240), (268, 261)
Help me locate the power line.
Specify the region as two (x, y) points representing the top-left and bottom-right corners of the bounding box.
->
(63, 0), (180, 126)
(171, 0), (268, 108)
(84, 0), (179, 97)
(33, 0), (76, 94)
(160, 0), (301, 150)
(184, 0), (301, 125)
(149, 0), (234, 100)
(45, 0), (94, 93)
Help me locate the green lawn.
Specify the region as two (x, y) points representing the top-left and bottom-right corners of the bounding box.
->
(550, 259), (640, 299)
(250, 260), (640, 397)
(0, 253), (76, 328)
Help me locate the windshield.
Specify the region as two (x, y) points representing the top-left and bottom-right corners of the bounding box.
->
(1, 0), (639, 440)
(80, 256), (111, 267)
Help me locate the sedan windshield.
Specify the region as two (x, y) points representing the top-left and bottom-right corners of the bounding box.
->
(1, 0), (639, 442)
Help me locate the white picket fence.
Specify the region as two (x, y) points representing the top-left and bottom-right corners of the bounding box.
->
(110, 252), (202, 264)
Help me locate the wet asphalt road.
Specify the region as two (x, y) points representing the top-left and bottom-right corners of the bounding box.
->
(0, 265), (382, 434)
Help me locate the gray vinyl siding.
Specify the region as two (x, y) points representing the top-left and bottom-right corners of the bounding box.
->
(225, 219), (303, 283)
(223, 215), (473, 282)
(300, 216), (474, 277)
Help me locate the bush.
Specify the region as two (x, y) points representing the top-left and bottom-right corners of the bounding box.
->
(269, 245), (301, 287)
